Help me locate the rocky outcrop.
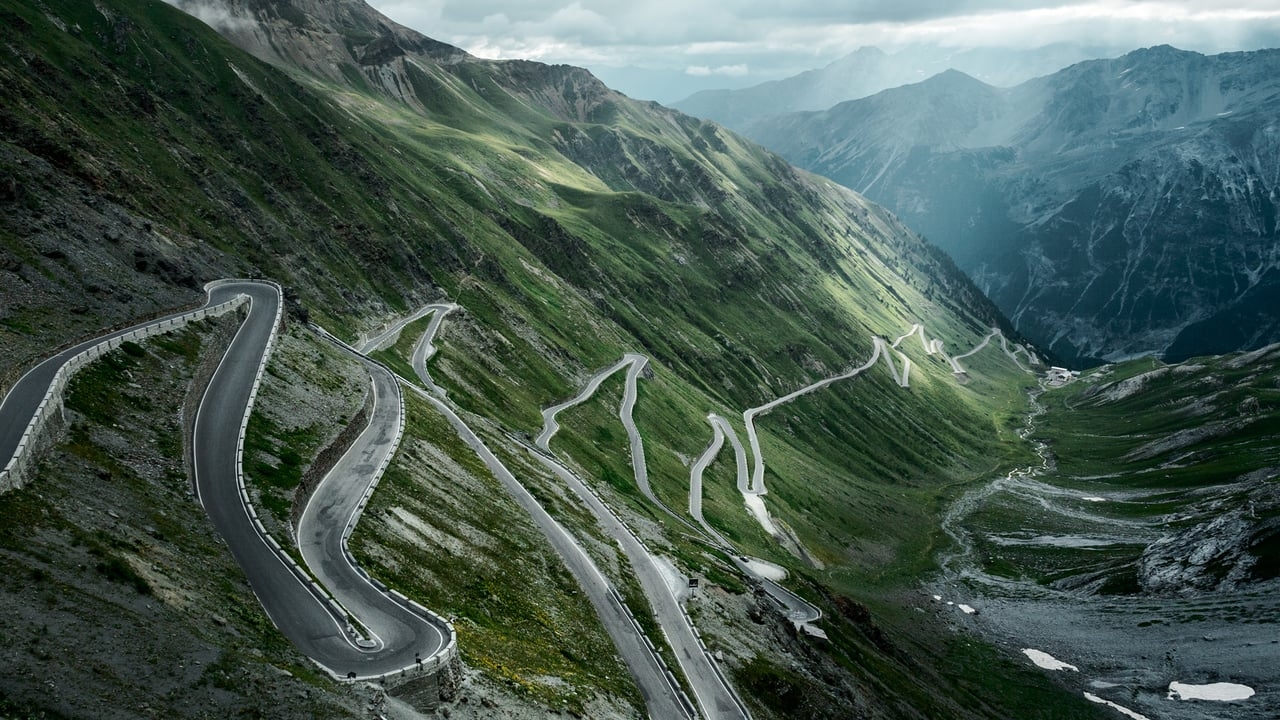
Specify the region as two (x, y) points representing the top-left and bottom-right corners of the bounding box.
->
(1138, 470), (1280, 594)
(289, 382), (373, 530)
(386, 651), (462, 710)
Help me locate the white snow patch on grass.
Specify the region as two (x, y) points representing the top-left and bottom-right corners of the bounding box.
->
(742, 557), (787, 582)
(743, 493), (778, 536)
(1084, 692), (1152, 720)
(1022, 648), (1078, 671)
(1167, 681), (1255, 701)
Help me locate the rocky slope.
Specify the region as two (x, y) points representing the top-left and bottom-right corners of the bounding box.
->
(747, 46), (1280, 365)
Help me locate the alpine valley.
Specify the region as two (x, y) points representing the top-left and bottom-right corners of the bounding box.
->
(0, 2), (1277, 720)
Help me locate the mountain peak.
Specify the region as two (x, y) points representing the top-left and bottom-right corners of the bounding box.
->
(1126, 43), (1199, 59)
(829, 46), (888, 65)
(925, 67), (986, 86)
(165, 0), (469, 79)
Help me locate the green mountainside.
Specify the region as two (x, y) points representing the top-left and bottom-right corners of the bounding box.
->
(0, 0), (1109, 718)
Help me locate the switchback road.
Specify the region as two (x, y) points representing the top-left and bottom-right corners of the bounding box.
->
(392, 320), (695, 719)
(192, 281), (448, 679)
(2, 280), (451, 680)
(295, 343), (449, 677)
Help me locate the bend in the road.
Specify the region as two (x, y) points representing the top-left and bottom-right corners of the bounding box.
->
(296, 335), (454, 678)
(408, 304), (457, 395)
(534, 355), (750, 719)
(1, 282), (247, 487)
(401, 376), (696, 720)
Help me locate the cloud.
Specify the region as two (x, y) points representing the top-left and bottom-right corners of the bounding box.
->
(685, 64), (750, 77)
(375, 1), (1280, 58)
(369, 0), (1280, 100)
(162, 0), (257, 32)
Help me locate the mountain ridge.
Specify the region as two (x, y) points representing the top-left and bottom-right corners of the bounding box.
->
(745, 44), (1280, 364)
(673, 43), (1117, 132)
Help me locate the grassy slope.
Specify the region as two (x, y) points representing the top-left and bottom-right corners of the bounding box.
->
(1001, 348), (1280, 592)
(0, 0), (1090, 715)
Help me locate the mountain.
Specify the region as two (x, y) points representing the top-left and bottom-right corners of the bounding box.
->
(747, 46), (1280, 365)
(0, 0), (1092, 718)
(673, 44), (1112, 132)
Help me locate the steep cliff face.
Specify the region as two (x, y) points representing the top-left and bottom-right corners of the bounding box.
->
(749, 46), (1280, 365)
(164, 0), (468, 77)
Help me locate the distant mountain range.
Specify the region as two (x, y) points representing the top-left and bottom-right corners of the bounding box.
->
(735, 45), (1280, 365)
(673, 44), (1116, 133)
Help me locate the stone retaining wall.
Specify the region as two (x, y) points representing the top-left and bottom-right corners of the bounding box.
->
(290, 384), (374, 532)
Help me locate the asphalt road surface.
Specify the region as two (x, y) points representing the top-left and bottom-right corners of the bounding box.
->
(425, 385), (695, 719)
(399, 315), (696, 719)
(1, 282), (236, 468)
(534, 355), (750, 720)
(191, 281), (444, 679)
(1, 280), (446, 677)
(296, 346), (448, 678)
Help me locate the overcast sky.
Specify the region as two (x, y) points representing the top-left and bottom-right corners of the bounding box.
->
(369, 1), (1280, 102)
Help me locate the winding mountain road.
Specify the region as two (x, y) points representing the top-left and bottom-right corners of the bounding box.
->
(6, 282), (1042, 707)
(743, 335), (899, 496)
(686, 323), (1039, 627)
(3, 280), (450, 680)
(193, 281), (449, 679)
(531, 356), (750, 720)
(742, 325), (1034, 501)
(408, 304), (457, 396)
(294, 342), (450, 677)
(1, 281), (239, 472)
(536, 353), (695, 530)
(393, 316), (696, 719)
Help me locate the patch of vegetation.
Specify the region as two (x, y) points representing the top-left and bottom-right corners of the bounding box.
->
(93, 553), (151, 595)
(243, 411), (320, 521)
(242, 325), (367, 536)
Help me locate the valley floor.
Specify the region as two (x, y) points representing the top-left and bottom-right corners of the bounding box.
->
(937, 354), (1280, 719)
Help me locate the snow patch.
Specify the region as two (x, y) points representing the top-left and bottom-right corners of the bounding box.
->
(1167, 681), (1255, 701)
(1022, 649), (1078, 671)
(743, 493), (778, 536)
(741, 557), (787, 582)
(1084, 692), (1151, 720)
